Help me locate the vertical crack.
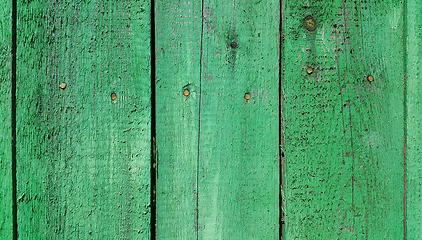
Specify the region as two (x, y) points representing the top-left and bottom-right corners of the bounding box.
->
(150, 0), (157, 238)
(402, 0), (408, 238)
(279, 0), (285, 239)
(196, 0), (205, 239)
(11, 0), (17, 238)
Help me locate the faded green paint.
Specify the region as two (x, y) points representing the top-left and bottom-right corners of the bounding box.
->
(406, 0), (422, 238)
(155, 0), (280, 239)
(15, 1), (151, 239)
(0, 0), (12, 238)
(155, 1), (201, 238)
(0, 0), (421, 239)
(283, 0), (405, 239)
(197, 1), (279, 239)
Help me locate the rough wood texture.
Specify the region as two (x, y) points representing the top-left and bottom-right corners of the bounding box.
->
(155, 0), (280, 238)
(197, 1), (280, 239)
(406, 1), (422, 238)
(155, 0), (201, 238)
(16, 1), (151, 238)
(282, 0), (405, 239)
(0, 1), (12, 238)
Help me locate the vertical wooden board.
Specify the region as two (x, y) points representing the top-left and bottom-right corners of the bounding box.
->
(0, 0), (12, 238)
(198, 1), (280, 239)
(155, 1), (202, 238)
(156, 1), (280, 238)
(16, 1), (151, 239)
(406, 0), (422, 238)
(283, 0), (405, 239)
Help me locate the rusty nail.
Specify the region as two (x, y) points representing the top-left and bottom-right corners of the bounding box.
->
(59, 83), (67, 89)
(367, 75), (374, 82)
(244, 93), (251, 100)
(183, 89), (190, 97)
(303, 15), (317, 32)
(306, 68), (313, 75)
(111, 93), (117, 100)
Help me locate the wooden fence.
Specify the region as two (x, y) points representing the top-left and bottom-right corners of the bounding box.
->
(0, 0), (420, 239)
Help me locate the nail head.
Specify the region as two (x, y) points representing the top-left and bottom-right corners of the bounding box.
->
(59, 83), (67, 89)
(111, 93), (117, 100)
(183, 89), (190, 97)
(244, 93), (251, 100)
(306, 68), (313, 74)
(367, 75), (374, 82)
(303, 15), (317, 32)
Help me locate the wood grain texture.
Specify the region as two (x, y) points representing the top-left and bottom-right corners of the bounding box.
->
(155, 0), (280, 239)
(282, 0), (405, 239)
(198, 1), (279, 239)
(155, 1), (201, 238)
(406, 0), (422, 238)
(0, 1), (12, 238)
(16, 1), (151, 239)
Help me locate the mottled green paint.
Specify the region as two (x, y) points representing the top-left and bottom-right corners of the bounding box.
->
(1, 0), (422, 239)
(406, 0), (422, 238)
(154, 1), (201, 238)
(15, 1), (151, 239)
(0, 0), (12, 238)
(283, 0), (405, 239)
(155, 0), (280, 239)
(197, 1), (280, 239)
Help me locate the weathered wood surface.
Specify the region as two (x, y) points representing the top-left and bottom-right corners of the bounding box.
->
(15, 1), (151, 239)
(406, 0), (422, 239)
(0, 1), (12, 238)
(1, 0), (422, 239)
(155, 0), (280, 239)
(283, 0), (405, 239)
(155, 0), (201, 238)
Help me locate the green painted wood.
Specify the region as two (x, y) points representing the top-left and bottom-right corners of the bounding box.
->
(155, 1), (201, 238)
(16, 1), (151, 239)
(0, 1), (12, 238)
(155, 0), (280, 238)
(283, 0), (405, 239)
(406, 1), (422, 238)
(197, 1), (280, 239)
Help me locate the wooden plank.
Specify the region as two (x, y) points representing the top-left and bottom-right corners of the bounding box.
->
(0, 1), (13, 238)
(155, 0), (280, 238)
(406, 1), (422, 238)
(155, 0), (201, 238)
(197, 1), (280, 239)
(282, 0), (405, 238)
(16, 1), (151, 238)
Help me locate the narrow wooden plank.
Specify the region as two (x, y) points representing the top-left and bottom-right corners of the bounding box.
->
(16, 1), (151, 238)
(155, 1), (280, 238)
(0, 1), (13, 238)
(198, 1), (280, 239)
(283, 0), (405, 239)
(406, 1), (422, 238)
(155, 1), (201, 238)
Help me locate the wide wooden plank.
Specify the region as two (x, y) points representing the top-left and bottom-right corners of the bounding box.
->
(16, 1), (151, 238)
(0, 1), (13, 238)
(155, 0), (202, 238)
(283, 0), (405, 238)
(197, 1), (280, 239)
(155, 0), (280, 238)
(406, 1), (422, 238)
